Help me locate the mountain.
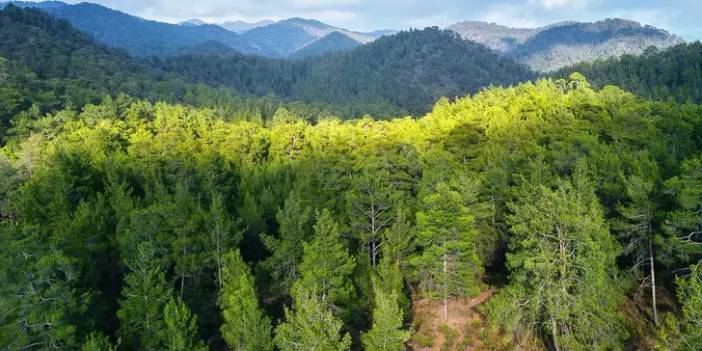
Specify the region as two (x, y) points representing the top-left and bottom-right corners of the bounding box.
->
(0, 1), (260, 57)
(0, 2), (378, 58)
(220, 19), (275, 33)
(241, 17), (381, 58)
(556, 42), (702, 104)
(448, 18), (684, 72)
(290, 31), (361, 59)
(165, 27), (535, 114)
(179, 18), (207, 26)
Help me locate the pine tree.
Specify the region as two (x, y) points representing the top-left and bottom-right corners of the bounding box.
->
(261, 190), (313, 295)
(218, 250), (273, 351)
(0, 224), (82, 351)
(117, 243), (172, 350)
(273, 288), (352, 351)
(81, 332), (114, 351)
(663, 156), (702, 266)
(207, 192), (239, 289)
(160, 297), (207, 351)
(294, 209), (356, 307)
(674, 264), (702, 348)
(615, 175), (660, 326)
(410, 179), (482, 319)
(361, 282), (410, 351)
(488, 180), (626, 350)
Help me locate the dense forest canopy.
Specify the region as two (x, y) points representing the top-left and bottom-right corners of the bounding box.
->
(557, 42), (702, 104)
(162, 27), (536, 116)
(1, 4), (702, 351)
(2, 73), (702, 350)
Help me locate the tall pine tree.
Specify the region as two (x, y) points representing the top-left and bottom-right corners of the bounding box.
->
(218, 250), (273, 351)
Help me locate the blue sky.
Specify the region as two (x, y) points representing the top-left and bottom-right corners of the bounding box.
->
(50, 0), (701, 40)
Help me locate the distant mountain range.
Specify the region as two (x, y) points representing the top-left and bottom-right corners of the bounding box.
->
(447, 19), (684, 71)
(0, 1), (392, 58)
(0, 1), (687, 70)
(180, 18), (274, 33)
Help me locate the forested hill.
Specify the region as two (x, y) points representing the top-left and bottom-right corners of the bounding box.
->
(2, 74), (702, 350)
(0, 1), (260, 57)
(0, 5), (391, 139)
(164, 28), (536, 115)
(556, 42), (702, 104)
(449, 18), (684, 72)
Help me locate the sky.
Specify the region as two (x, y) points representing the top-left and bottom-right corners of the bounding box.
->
(43, 0), (702, 40)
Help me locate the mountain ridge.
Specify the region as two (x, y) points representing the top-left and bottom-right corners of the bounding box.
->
(448, 18), (684, 71)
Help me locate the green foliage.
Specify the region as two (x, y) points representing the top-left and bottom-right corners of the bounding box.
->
(219, 250), (273, 351)
(663, 155), (702, 266)
(3, 70), (702, 350)
(411, 177), (483, 304)
(80, 332), (114, 351)
(0, 224), (83, 351)
(557, 43), (702, 104)
(164, 28), (535, 116)
(161, 297), (207, 351)
(488, 180), (627, 350)
(274, 288), (352, 351)
(294, 209), (356, 307)
(116, 243), (173, 350)
(361, 283), (411, 351)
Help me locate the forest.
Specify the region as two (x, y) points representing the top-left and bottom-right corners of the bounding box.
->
(1, 4), (702, 351)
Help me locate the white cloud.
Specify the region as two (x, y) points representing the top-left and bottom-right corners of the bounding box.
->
(530, 0), (590, 10)
(29, 0), (701, 39)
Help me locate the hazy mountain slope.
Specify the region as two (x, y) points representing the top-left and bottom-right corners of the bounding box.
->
(556, 42), (702, 104)
(447, 21), (542, 53)
(241, 17), (379, 58)
(0, 1), (260, 57)
(220, 19), (275, 33)
(165, 28), (536, 114)
(290, 32), (361, 59)
(179, 18), (207, 26)
(449, 19), (684, 72)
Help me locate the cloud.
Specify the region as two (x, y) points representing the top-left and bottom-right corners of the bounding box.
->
(30, 0), (701, 39)
(530, 0), (590, 10)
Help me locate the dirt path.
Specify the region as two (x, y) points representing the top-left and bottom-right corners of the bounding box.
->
(409, 290), (494, 351)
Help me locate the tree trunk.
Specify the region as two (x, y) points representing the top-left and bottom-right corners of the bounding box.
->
(551, 320), (561, 351)
(443, 253), (448, 320)
(649, 240), (659, 327)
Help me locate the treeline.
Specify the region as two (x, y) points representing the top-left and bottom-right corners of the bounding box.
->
(1, 75), (701, 350)
(557, 42), (702, 104)
(161, 27), (536, 116)
(0, 5), (406, 139)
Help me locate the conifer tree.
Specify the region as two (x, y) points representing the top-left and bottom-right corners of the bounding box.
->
(261, 190), (313, 295)
(117, 243), (172, 350)
(219, 250), (273, 351)
(161, 297), (207, 351)
(615, 175), (660, 326)
(488, 180), (626, 350)
(410, 179), (482, 319)
(294, 209), (356, 307)
(361, 282), (411, 351)
(81, 332), (114, 351)
(273, 288), (352, 351)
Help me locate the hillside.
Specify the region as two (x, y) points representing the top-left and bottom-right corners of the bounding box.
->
(1, 1), (382, 58)
(449, 18), (684, 72)
(0, 1), (260, 57)
(2, 73), (702, 351)
(556, 42), (702, 104)
(241, 17), (381, 58)
(165, 27), (536, 114)
(289, 31), (361, 59)
(219, 19), (274, 33)
(0, 5), (370, 138)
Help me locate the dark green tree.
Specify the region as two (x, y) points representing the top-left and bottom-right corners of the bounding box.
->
(218, 250), (273, 351)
